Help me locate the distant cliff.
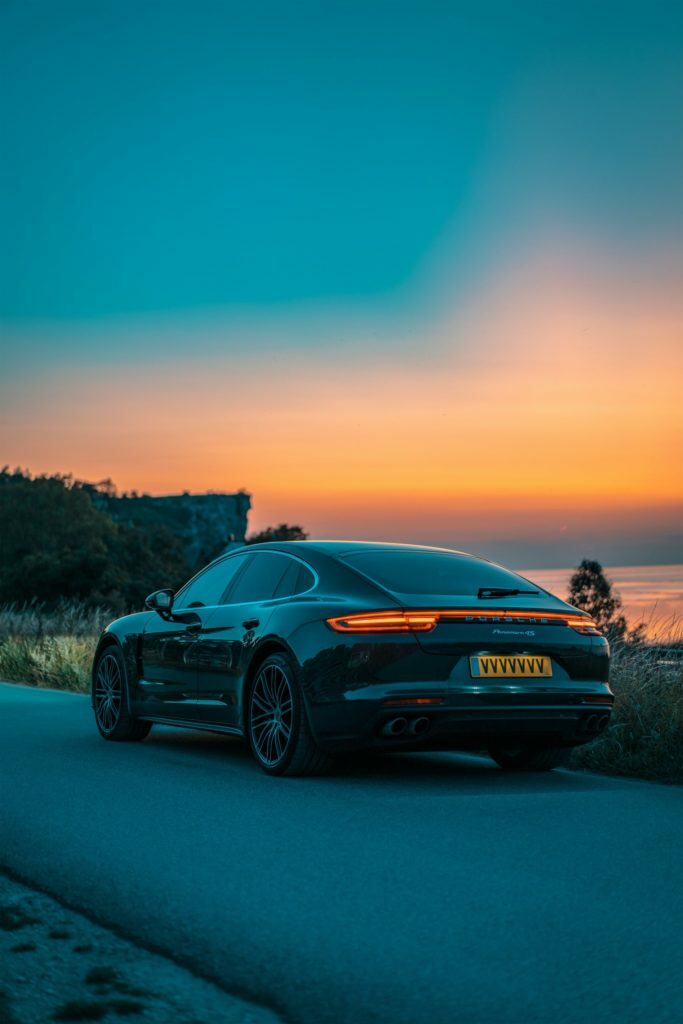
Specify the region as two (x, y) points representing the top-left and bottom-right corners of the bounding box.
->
(95, 490), (251, 569)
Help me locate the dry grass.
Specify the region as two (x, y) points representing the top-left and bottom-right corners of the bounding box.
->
(0, 601), (103, 693)
(0, 636), (93, 692)
(0, 601), (111, 640)
(570, 622), (683, 783)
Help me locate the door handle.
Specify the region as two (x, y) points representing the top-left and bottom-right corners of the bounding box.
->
(242, 618), (260, 630)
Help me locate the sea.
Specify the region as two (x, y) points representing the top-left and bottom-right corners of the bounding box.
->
(521, 564), (682, 641)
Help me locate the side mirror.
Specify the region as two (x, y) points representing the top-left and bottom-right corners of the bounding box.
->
(145, 589), (175, 616)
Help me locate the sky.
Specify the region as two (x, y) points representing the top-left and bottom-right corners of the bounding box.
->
(1, 0), (682, 568)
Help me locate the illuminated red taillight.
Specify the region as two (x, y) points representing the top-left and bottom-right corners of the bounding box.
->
(564, 614), (602, 636)
(326, 611), (439, 633)
(326, 609), (602, 635)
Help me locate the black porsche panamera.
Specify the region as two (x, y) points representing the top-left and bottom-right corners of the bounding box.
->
(92, 541), (613, 775)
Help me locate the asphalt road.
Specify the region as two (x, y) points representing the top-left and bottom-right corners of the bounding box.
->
(1, 683), (682, 1024)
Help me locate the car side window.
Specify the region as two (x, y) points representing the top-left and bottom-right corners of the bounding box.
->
(175, 554), (249, 609)
(226, 553), (295, 604)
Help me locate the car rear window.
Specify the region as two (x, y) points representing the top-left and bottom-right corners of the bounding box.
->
(338, 550), (539, 597)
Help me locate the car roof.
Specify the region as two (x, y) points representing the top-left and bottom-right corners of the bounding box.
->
(235, 540), (475, 557)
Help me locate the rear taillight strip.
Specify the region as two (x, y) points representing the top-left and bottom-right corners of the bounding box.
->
(326, 610), (601, 636)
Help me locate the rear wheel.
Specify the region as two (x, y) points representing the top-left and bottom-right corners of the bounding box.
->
(93, 646), (152, 742)
(488, 744), (568, 772)
(247, 653), (334, 776)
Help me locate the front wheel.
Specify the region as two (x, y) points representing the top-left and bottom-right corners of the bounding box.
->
(488, 744), (568, 772)
(93, 646), (152, 742)
(247, 653), (334, 776)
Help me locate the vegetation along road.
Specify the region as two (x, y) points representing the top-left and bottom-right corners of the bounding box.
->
(1, 683), (681, 1024)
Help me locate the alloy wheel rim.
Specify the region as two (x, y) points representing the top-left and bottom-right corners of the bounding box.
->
(250, 665), (294, 766)
(95, 653), (122, 733)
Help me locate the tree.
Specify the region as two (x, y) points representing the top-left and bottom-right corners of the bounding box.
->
(247, 524), (308, 545)
(567, 559), (628, 642)
(0, 469), (187, 611)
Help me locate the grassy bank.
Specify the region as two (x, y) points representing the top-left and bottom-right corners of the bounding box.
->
(1, 602), (681, 782)
(0, 602), (107, 694)
(0, 636), (93, 692)
(569, 637), (682, 783)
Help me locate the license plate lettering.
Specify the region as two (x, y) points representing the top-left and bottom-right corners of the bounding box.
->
(469, 655), (552, 678)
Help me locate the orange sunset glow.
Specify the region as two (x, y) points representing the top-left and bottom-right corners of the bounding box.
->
(3, 238), (681, 564)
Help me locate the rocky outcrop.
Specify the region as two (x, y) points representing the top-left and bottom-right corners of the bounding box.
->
(99, 490), (251, 567)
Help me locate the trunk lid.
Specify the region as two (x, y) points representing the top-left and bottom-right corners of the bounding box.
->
(391, 593), (586, 655)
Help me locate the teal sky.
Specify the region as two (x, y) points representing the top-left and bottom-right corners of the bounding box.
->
(1, 1), (681, 569)
(2, 0), (681, 330)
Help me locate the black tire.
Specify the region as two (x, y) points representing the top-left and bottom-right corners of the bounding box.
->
(488, 744), (568, 772)
(246, 653), (334, 777)
(93, 645), (152, 742)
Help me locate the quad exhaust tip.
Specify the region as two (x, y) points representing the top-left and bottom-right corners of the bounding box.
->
(381, 716), (431, 738)
(583, 713), (610, 735)
(381, 717), (408, 737)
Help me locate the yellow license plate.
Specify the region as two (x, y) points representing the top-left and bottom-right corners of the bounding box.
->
(469, 655), (552, 678)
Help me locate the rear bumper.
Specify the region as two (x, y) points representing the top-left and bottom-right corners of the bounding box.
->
(296, 625), (611, 752)
(309, 685), (614, 752)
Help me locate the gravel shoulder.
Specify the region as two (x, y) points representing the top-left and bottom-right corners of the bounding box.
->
(0, 871), (281, 1024)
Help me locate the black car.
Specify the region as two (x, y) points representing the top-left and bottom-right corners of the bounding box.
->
(92, 541), (613, 775)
